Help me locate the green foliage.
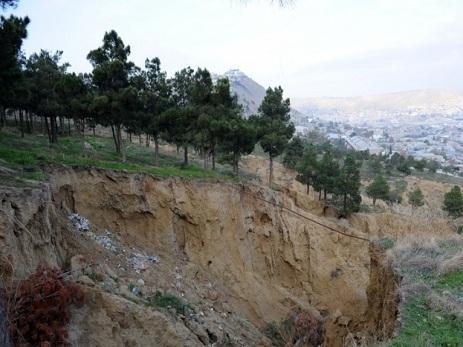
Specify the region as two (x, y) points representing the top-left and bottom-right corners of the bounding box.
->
(87, 30), (136, 157)
(254, 86), (295, 185)
(282, 136), (304, 169)
(296, 144), (318, 194)
(366, 175), (390, 206)
(377, 237), (395, 250)
(0, 14), (29, 115)
(426, 160), (440, 173)
(148, 291), (187, 314)
(442, 185), (463, 218)
(408, 188), (425, 207)
(318, 149), (339, 200)
(334, 154), (362, 215)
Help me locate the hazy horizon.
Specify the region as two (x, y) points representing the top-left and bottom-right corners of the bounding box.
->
(8, 0), (463, 98)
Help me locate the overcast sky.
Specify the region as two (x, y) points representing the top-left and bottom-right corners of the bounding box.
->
(8, 0), (463, 98)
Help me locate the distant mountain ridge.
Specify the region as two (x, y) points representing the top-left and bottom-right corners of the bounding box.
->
(213, 69), (266, 115)
(291, 89), (463, 123)
(214, 70), (306, 125)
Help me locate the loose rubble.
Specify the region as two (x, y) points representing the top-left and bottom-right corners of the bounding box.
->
(68, 213), (90, 232)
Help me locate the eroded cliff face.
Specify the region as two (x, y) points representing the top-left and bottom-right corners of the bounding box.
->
(0, 184), (71, 278)
(49, 167), (392, 345)
(0, 168), (400, 346)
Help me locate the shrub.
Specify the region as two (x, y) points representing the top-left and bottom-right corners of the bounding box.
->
(378, 237), (395, 250)
(264, 309), (323, 347)
(3, 265), (84, 346)
(148, 291), (186, 314)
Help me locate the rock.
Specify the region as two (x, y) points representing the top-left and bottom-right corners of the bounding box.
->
(137, 278), (145, 286)
(68, 213), (90, 232)
(77, 275), (95, 287)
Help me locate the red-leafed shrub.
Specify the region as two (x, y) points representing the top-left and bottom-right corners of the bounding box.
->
(3, 265), (84, 346)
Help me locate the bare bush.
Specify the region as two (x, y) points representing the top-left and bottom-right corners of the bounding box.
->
(3, 265), (84, 346)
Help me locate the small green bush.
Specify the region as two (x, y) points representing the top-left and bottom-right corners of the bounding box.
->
(149, 291), (186, 314)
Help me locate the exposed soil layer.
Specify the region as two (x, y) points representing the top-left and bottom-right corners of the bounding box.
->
(0, 167), (401, 346)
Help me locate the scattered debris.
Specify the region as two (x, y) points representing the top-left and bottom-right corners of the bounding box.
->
(68, 213), (90, 232)
(90, 230), (120, 253)
(127, 253), (158, 272)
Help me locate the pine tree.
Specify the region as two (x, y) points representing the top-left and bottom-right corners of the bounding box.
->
(161, 67), (195, 165)
(296, 144), (318, 195)
(142, 57), (170, 165)
(335, 154), (361, 215)
(87, 30), (136, 160)
(0, 14), (29, 126)
(25, 50), (68, 144)
(442, 186), (463, 218)
(220, 116), (257, 175)
(283, 136), (304, 170)
(366, 175), (390, 206)
(318, 149), (339, 200)
(255, 86), (295, 186)
(408, 188), (425, 208)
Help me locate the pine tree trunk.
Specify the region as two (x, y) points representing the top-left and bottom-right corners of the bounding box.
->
(0, 106), (5, 128)
(145, 134), (149, 147)
(154, 137), (159, 166)
(59, 116), (64, 135)
(111, 124), (120, 154)
(373, 198), (376, 206)
(233, 152), (239, 175)
(318, 190), (322, 200)
(50, 116), (58, 143)
(139, 134), (142, 145)
(183, 146), (188, 165)
(116, 125), (126, 162)
(27, 112), (32, 133)
(323, 189), (327, 200)
(269, 155), (274, 187)
(19, 110), (24, 138)
(212, 145), (216, 171)
(44, 116), (51, 143)
(67, 117), (71, 136)
(306, 184), (310, 195)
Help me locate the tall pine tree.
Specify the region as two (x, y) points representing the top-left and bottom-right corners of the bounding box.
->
(255, 86), (294, 186)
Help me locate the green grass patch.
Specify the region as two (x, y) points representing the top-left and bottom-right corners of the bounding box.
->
(390, 295), (463, 347)
(148, 291), (187, 314)
(436, 271), (463, 291)
(389, 239), (463, 347)
(0, 128), (236, 183)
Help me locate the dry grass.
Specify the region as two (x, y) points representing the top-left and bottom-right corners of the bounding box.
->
(438, 250), (463, 274)
(426, 291), (463, 320)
